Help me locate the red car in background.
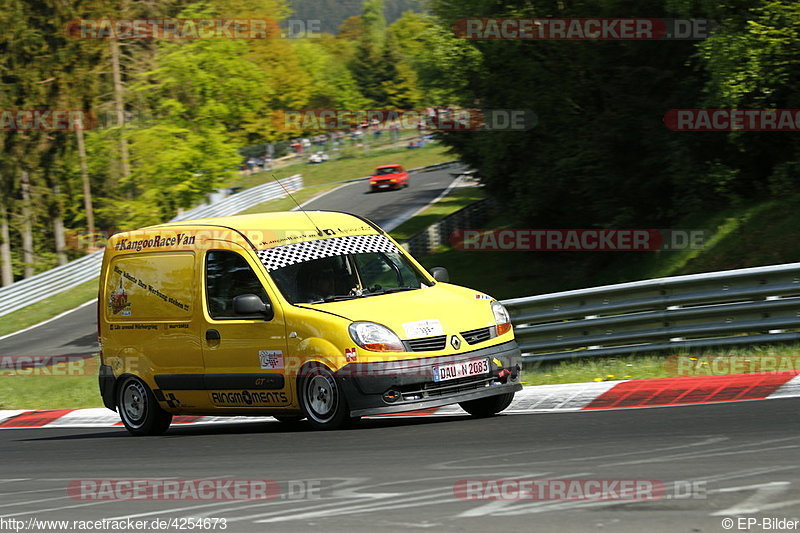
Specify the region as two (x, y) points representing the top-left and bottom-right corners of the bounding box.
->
(370, 164), (409, 192)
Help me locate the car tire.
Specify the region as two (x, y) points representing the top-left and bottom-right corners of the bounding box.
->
(459, 392), (515, 418)
(117, 376), (172, 436)
(299, 364), (351, 430)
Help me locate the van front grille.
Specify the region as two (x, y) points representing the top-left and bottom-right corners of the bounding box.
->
(405, 335), (447, 352)
(399, 376), (494, 400)
(460, 327), (493, 345)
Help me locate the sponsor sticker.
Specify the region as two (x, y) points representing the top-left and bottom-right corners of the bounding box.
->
(402, 319), (445, 339)
(345, 348), (357, 362)
(259, 350), (284, 370)
(210, 390), (288, 407)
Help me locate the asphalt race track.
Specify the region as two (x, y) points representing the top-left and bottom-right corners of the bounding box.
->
(301, 164), (461, 230)
(0, 166), (461, 359)
(1, 399), (798, 532)
(5, 165), (797, 532)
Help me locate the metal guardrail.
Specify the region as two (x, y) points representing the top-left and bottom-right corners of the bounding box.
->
(501, 262), (800, 361)
(0, 175), (302, 318)
(172, 175), (302, 222)
(405, 199), (490, 257)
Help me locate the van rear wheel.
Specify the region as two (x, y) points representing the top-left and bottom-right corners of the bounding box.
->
(117, 376), (172, 436)
(459, 392), (515, 418)
(299, 365), (350, 430)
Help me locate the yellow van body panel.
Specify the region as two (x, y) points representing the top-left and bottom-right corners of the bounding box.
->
(99, 211), (521, 419)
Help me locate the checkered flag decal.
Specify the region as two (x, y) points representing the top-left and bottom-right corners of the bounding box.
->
(257, 234), (399, 271)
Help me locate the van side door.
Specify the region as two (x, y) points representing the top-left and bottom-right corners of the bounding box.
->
(201, 245), (291, 411)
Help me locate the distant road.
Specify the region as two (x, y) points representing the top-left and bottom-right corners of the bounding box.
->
(0, 166), (461, 357)
(302, 165), (462, 231)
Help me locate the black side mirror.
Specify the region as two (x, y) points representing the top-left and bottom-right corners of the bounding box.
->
(233, 294), (274, 320)
(430, 267), (449, 283)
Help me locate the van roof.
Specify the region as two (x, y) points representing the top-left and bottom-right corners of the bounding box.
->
(147, 211), (380, 236)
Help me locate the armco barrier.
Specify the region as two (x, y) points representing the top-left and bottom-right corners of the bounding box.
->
(405, 199), (491, 257)
(501, 262), (800, 361)
(0, 175), (302, 318)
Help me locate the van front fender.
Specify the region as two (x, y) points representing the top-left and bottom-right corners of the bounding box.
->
(291, 337), (342, 375)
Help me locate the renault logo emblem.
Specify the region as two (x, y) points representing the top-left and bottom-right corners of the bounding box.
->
(450, 335), (461, 350)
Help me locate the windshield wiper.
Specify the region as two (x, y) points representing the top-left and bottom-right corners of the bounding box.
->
(365, 286), (418, 296)
(322, 294), (361, 302)
(301, 294), (361, 304)
(307, 287), (418, 303)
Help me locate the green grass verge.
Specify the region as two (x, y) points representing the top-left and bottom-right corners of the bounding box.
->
(3, 343), (798, 410)
(0, 356), (102, 409)
(238, 183), (343, 215)
(417, 193), (800, 300)
(0, 278), (98, 338)
(389, 186), (486, 242)
(521, 343), (800, 386)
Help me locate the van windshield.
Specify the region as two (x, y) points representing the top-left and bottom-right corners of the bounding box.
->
(270, 251), (432, 304)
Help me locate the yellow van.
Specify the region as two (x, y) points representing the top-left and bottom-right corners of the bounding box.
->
(97, 211), (521, 435)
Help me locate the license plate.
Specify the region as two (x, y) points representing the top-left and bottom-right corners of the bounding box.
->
(433, 358), (489, 382)
(379, 184), (389, 188)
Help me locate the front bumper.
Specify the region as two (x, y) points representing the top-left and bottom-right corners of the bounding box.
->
(371, 179), (399, 188)
(336, 340), (522, 417)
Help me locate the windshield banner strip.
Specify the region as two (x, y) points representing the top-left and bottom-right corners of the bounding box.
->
(256, 234), (399, 271)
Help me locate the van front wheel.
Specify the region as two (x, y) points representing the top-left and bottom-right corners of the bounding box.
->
(459, 392), (515, 418)
(299, 365), (350, 430)
(117, 376), (172, 436)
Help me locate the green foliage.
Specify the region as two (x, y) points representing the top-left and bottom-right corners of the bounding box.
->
(7, 0), (800, 291)
(127, 124), (239, 225)
(292, 37), (368, 108)
(287, 0), (426, 34)
(420, 0), (800, 232)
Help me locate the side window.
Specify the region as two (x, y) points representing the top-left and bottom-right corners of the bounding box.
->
(206, 250), (270, 319)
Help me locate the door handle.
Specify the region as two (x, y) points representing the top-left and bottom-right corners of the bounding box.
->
(206, 329), (221, 341)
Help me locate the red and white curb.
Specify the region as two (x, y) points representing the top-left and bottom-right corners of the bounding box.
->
(1, 372), (798, 429)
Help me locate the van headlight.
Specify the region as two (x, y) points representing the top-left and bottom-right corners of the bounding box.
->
(492, 301), (512, 336)
(349, 321), (404, 352)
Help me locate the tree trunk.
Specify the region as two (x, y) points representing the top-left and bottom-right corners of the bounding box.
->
(0, 204), (12, 286)
(74, 118), (96, 245)
(52, 184), (67, 266)
(20, 169), (34, 278)
(109, 39), (131, 193)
